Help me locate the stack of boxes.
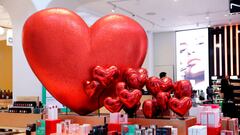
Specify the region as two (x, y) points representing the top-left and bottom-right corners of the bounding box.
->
(221, 117), (239, 135)
(189, 104), (221, 135)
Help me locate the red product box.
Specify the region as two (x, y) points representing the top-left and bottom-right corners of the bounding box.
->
(207, 124), (221, 135)
(46, 119), (62, 135)
(108, 122), (132, 133)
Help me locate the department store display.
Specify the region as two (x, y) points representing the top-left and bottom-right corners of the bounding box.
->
(0, 3), (235, 135)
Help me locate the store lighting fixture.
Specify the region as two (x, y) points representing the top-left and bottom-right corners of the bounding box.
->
(0, 26), (4, 35)
(108, 1), (161, 28)
(236, 24), (239, 75)
(213, 34), (217, 76)
(219, 34), (222, 76)
(111, 5), (116, 13)
(230, 25), (233, 75)
(224, 25), (228, 75)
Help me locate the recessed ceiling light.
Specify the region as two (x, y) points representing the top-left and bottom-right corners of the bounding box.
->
(146, 12), (156, 16)
(174, 0), (178, 2)
(205, 16), (210, 19)
(224, 14), (228, 17)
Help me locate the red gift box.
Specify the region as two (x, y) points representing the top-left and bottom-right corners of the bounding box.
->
(108, 122), (132, 133)
(46, 119), (62, 135)
(207, 124), (221, 135)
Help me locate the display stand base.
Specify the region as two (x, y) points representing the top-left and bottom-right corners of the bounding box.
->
(59, 113), (196, 135)
(0, 112), (42, 129)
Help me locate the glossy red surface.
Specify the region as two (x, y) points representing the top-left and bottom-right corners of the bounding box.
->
(168, 97), (192, 117)
(22, 8), (147, 115)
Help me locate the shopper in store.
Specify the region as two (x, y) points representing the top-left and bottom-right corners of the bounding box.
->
(221, 76), (233, 102)
(159, 72), (167, 78)
(221, 75), (235, 117)
(206, 83), (214, 103)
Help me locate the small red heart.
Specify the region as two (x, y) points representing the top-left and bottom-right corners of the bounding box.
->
(22, 8), (147, 115)
(174, 80), (192, 99)
(116, 82), (127, 96)
(146, 77), (162, 96)
(119, 89), (142, 108)
(168, 97), (192, 116)
(123, 102), (141, 115)
(142, 99), (158, 118)
(84, 80), (101, 98)
(124, 68), (148, 89)
(93, 66), (120, 87)
(159, 77), (174, 92)
(156, 92), (170, 111)
(104, 97), (123, 113)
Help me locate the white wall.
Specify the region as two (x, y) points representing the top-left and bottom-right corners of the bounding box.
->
(153, 32), (176, 81)
(142, 32), (154, 76)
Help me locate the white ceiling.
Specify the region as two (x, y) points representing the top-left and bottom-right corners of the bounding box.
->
(77, 0), (240, 32)
(1, 0), (240, 32)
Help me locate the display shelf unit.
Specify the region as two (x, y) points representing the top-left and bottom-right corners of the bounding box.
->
(230, 79), (240, 118)
(59, 114), (196, 135)
(0, 112), (42, 128)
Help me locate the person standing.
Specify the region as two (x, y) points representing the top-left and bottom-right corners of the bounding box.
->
(221, 76), (234, 117)
(159, 72), (167, 78)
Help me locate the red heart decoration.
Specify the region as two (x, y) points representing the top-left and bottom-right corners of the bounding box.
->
(174, 80), (192, 99)
(146, 77), (162, 96)
(142, 99), (158, 118)
(83, 80), (101, 98)
(116, 82), (127, 96)
(93, 66), (120, 87)
(119, 89), (142, 108)
(104, 97), (123, 113)
(156, 92), (170, 111)
(159, 77), (174, 92)
(168, 97), (192, 116)
(22, 8), (147, 115)
(124, 68), (148, 89)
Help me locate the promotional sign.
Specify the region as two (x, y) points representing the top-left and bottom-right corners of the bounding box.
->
(176, 29), (209, 91)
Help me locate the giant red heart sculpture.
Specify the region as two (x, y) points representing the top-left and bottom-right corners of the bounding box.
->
(22, 8), (147, 115)
(104, 97), (123, 113)
(124, 68), (148, 89)
(119, 89), (142, 108)
(168, 97), (192, 117)
(174, 80), (192, 99)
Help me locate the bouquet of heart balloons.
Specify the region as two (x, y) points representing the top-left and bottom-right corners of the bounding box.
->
(100, 66), (192, 118)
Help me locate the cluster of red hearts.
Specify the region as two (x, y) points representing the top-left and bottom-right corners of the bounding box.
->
(84, 65), (193, 118)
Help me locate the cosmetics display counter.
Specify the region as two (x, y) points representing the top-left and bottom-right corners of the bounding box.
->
(58, 114), (196, 135)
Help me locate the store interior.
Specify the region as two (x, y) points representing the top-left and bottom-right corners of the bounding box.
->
(0, 0), (240, 135)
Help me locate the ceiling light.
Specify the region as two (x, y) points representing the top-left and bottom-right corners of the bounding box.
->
(0, 27), (5, 35)
(205, 16), (210, 19)
(174, 0), (178, 2)
(224, 14), (228, 17)
(111, 9), (115, 13)
(111, 5), (116, 13)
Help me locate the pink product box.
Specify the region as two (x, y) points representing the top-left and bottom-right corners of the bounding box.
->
(188, 125), (207, 135)
(221, 117), (231, 130)
(228, 118), (239, 135)
(221, 130), (233, 135)
(200, 111), (220, 127)
(189, 106), (204, 124)
(110, 113), (128, 124)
